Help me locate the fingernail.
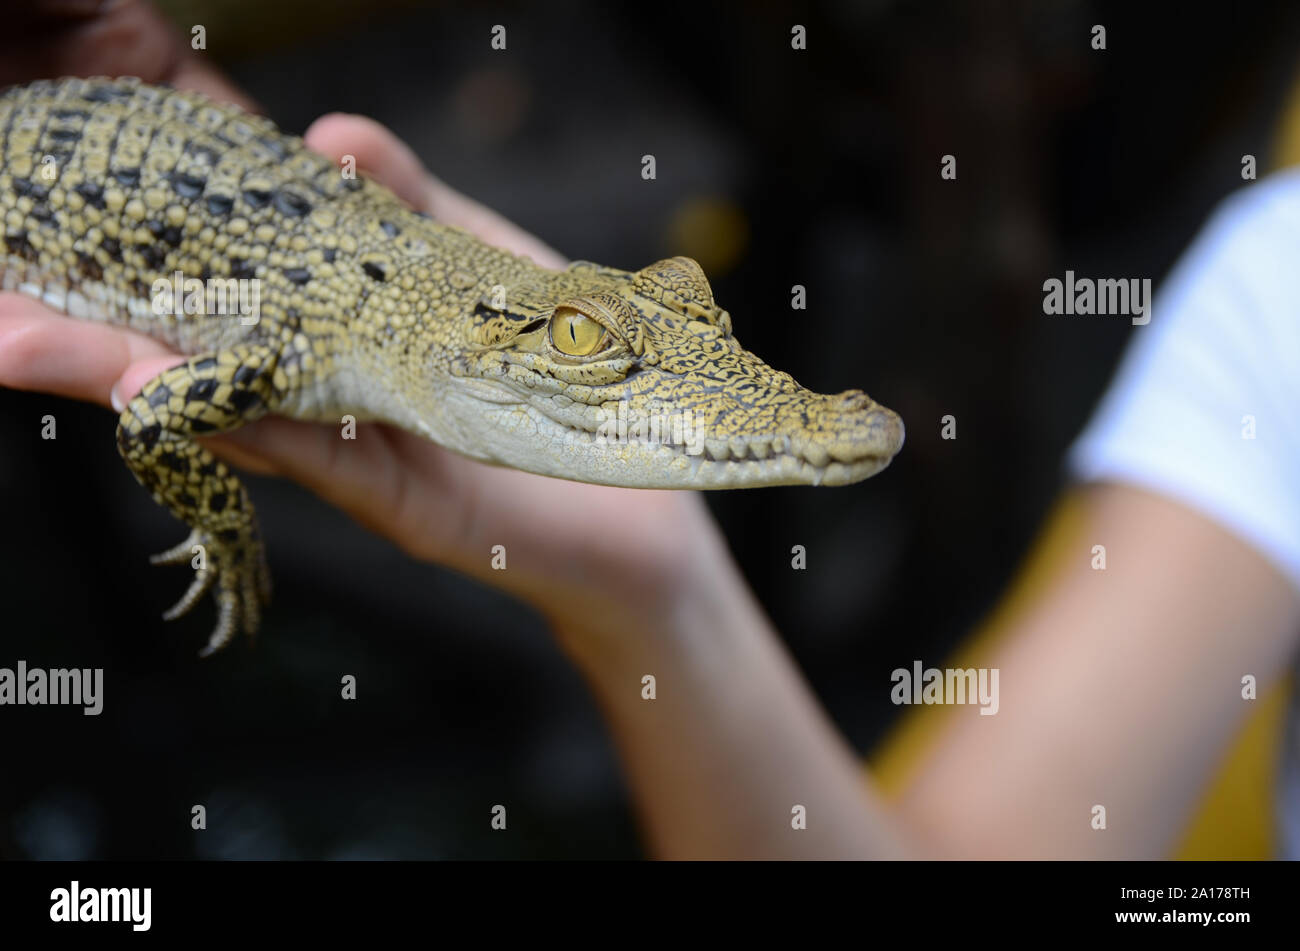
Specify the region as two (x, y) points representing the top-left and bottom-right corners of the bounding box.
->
(110, 381), (124, 413)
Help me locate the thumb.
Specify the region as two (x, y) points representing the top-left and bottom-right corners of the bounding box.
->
(302, 112), (567, 269)
(303, 112), (432, 209)
(110, 355), (187, 413)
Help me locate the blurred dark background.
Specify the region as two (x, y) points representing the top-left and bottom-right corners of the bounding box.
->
(3, 0), (1300, 858)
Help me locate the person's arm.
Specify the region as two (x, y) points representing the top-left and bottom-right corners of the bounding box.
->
(898, 482), (1300, 857)
(547, 480), (1300, 859)
(5, 2), (1297, 858)
(8, 114), (1298, 860)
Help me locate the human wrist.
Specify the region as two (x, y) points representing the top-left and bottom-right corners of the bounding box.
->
(545, 503), (768, 690)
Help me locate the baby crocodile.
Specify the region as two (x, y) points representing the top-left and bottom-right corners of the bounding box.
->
(0, 76), (904, 655)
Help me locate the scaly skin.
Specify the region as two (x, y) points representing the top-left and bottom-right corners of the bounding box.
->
(0, 76), (905, 654)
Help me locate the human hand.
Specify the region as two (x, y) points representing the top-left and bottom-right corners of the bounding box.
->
(0, 0), (256, 109)
(0, 109), (725, 657)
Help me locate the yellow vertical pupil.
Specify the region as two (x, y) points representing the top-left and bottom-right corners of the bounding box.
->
(551, 310), (605, 356)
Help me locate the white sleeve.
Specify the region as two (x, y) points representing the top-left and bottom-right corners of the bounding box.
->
(1067, 170), (1300, 593)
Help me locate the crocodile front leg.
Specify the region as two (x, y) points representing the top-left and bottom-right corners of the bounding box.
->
(115, 346), (281, 656)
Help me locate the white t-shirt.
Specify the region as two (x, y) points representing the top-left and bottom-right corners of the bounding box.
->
(1067, 169), (1300, 858)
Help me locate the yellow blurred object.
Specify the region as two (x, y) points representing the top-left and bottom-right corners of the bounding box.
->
(664, 197), (749, 276)
(869, 492), (1289, 859)
(873, 64), (1300, 857)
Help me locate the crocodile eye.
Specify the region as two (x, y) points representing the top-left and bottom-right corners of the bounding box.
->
(550, 308), (608, 357)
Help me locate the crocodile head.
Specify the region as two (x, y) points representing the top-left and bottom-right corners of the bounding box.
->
(445, 256), (904, 489)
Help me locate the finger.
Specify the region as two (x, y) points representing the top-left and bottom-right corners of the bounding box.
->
(110, 354), (188, 413)
(0, 0), (257, 111)
(303, 113), (432, 208)
(0, 293), (176, 407)
(208, 418), (446, 549)
(303, 113), (568, 269)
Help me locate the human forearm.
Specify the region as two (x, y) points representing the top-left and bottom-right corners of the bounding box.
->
(553, 512), (911, 860)
(898, 485), (1300, 858)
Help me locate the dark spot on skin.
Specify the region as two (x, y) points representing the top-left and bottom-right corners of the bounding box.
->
(170, 170), (206, 199)
(189, 418), (217, 434)
(53, 108), (91, 121)
(179, 492), (198, 509)
(147, 384), (172, 408)
(229, 258), (256, 280)
(83, 84), (132, 104)
(113, 167), (141, 188)
(4, 231), (36, 262)
(28, 204), (53, 223)
(140, 243), (167, 270)
(256, 135), (289, 161)
(186, 378), (218, 403)
(228, 389), (262, 414)
(162, 226), (183, 247)
(232, 365), (260, 386)
(242, 188), (270, 210)
(362, 261), (386, 281)
(139, 423), (162, 451)
(209, 492), (228, 514)
(273, 188), (312, 217)
(343, 178), (364, 192)
(199, 460), (219, 477)
(321, 248), (336, 263)
(78, 252), (103, 282)
(218, 529), (239, 543)
(379, 220), (400, 238)
(192, 356), (218, 372)
(284, 267), (311, 285)
(101, 237), (123, 262)
(48, 127), (81, 143)
(12, 179), (48, 200)
(75, 181), (106, 209)
(279, 350), (302, 370)
(206, 194), (234, 216)
(147, 219), (166, 238)
(158, 450), (190, 475)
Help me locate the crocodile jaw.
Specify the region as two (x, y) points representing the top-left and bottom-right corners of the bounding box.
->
(438, 384), (905, 489)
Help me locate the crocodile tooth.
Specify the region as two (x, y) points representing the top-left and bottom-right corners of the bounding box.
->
(798, 439), (830, 468)
(703, 438), (730, 461)
(728, 437), (748, 459)
(749, 438), (770, 459)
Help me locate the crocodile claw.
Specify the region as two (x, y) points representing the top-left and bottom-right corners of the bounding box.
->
(151, 526), (271, 657)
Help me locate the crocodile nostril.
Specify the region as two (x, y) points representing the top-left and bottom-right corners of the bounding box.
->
(832, 389), (872, 412)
